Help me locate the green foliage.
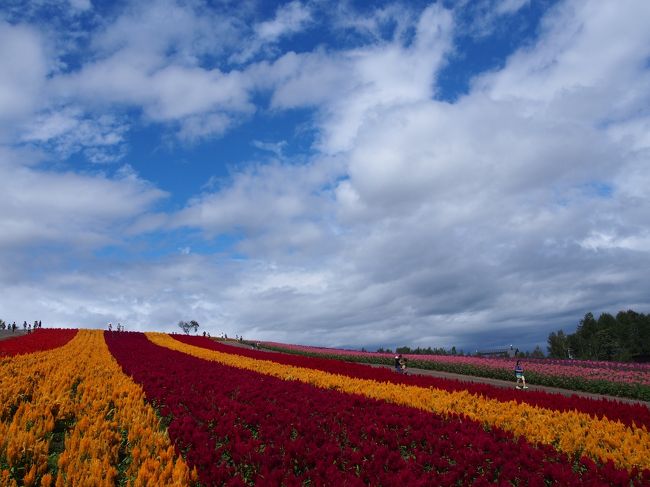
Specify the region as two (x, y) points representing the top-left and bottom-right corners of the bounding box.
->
(547, 330), (569, 359)
(530, 345), (545, 358)
(395, 346), (456, 355)
(548, 310), (650, 362)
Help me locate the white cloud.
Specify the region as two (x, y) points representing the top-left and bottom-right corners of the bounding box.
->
(231, 1), (312, 63)
(580, 232), (650, 252)
(172, 158), (344, 259)
(270, 4), (453, 153)
(1, 0), (650, 351)
(252, 140), (287, 158)
(0, 150), (166, 250)
(329, 2), (417, 43)
(0, 22), (47, 128)
(255, 1), (311, 42)
(495, 0), (528, 15)
(51, 56), (254, 123)
(478, 0), (650, 114)
(20, 108), (129, 162)
(169, 0), (650, 348)
(91, 0), (239, 62)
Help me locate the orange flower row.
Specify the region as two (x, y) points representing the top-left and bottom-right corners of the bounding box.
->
(147, 332), (650, 472)
(0, 330), (193, 486)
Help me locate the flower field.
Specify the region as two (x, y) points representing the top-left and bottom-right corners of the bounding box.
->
(257, 341), (650, 401)
(0, 329), (77, 358)
(2, 329), (650, 485)
(0, 330), (192, 486)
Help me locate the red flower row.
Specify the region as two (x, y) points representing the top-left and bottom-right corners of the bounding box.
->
(174, 335), (650, 430)
(0, 328), (77, 357)
(106, 332), (645, 486)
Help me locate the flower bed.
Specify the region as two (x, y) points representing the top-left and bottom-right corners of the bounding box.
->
(257, 341), (650, 400)
(0, 329), (77, 357)
(107, 332), (648, 485)
(0, 330), (191, 486)
(150, 333), (650, 474)
(176, 335), (650, 430)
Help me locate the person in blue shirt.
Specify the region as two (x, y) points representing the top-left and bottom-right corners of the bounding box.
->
(514, 360), (528, 389)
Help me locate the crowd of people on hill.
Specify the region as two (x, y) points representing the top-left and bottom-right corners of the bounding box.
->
(107, 322), (126, 332)
(0, 320), (42, 333)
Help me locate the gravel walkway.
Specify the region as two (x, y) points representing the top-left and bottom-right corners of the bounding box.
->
(0, 330), (26, 341)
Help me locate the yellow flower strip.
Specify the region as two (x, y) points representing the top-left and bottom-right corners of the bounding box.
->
(148, 332), (650, 472)
(0, 330), (193, 486)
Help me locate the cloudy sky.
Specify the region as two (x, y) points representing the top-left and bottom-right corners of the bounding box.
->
(1, 0), (649, 352)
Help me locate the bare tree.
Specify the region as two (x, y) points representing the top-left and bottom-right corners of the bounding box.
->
(178, 320), (200, 335)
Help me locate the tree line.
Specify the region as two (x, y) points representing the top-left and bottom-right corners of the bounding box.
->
(376, 345), (463, 356)
(547, 310), (650, 362)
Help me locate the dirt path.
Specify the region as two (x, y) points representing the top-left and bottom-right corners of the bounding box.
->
(0, 330), (26, 341)
(216, 340), (648, 407)
(368, 363), (649, 407)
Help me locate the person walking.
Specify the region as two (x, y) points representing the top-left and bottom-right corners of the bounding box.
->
(394, 354), (402, 373)
(514, 360), (528, 389)
(399, 355), (408, 375)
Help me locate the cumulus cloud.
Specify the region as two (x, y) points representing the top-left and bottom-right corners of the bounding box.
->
(166, 0), (650, 348)
(0, 149), (166, 251)
(270, 4), (453, 153)
(1, 0), (649, 352)
(0, 22), (47, 129)
(171, 158), (344, 260)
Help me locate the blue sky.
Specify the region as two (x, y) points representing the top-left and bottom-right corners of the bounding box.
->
(1, 0), (649, 352)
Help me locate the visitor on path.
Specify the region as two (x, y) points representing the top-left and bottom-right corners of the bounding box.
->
(399, 355), (408, 375)
(514, 360), (528, 389)
(394, 354), (402, 373)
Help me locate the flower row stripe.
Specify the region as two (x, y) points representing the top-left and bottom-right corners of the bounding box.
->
(148, 332), (650, 472)
(0, 330), (193, 486)
(0, 329), (77, 357)
(262, 340), (650, 390)
(265, 341), (650, 372)
(110, 332), (644, 485)
(175, 334), (650, 430)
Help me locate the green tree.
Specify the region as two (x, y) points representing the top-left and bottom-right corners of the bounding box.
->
(547, 330), (569, 358)
(548, 310), (650, 362)
(530, 345), (545, 358)
(568, 312), (598, 359)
